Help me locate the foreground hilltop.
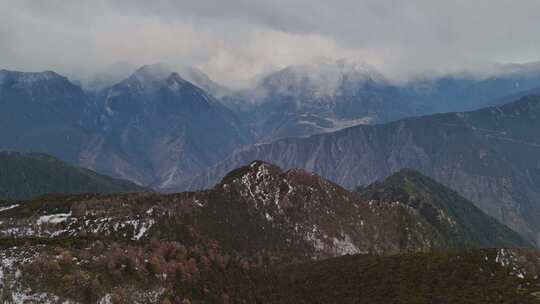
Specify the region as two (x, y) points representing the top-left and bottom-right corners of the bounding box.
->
(2, 240), (538, 303)
(0, 161), (527, 256)
(0, 161), (530, 302)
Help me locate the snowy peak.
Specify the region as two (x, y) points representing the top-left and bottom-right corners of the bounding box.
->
(110, 64), (201, 99)
(116, 63), (202, 93)
(164, 72), (203, 93)
(0, 69), (69, 87)
(163, 72), (191, 92)
(113, 63), (228, 99)
(131, 63), (172, 83)
(180, 67), (231, 98)
(219, 161), (282, 186)
(260, 59), (386, 98)
(237, 59), (401, 141)
(117, 63), (174, 92)
(218, 160), (340, 202)
(214, 161), (527, 253)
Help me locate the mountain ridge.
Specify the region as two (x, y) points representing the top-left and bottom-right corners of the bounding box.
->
(0, 151), (147, 200)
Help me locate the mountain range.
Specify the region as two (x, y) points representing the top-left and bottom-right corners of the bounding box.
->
(3, 60), (540, 192)
(0, 66), (252, 190)
(223, 60), (540, 141)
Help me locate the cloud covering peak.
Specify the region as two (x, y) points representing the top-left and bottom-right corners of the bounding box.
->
(2, 0), (540, 88)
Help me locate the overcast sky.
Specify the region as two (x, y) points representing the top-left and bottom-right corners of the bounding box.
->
(2, 0), (540, 87)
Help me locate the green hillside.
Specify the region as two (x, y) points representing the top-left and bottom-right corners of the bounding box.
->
(0, 151), (147, 199)
(357, 169), (529, 249)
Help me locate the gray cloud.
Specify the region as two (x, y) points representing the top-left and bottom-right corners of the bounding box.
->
(1, 0), (540, 87)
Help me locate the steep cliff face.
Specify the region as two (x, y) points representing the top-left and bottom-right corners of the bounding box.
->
(183, 96), (540, 245)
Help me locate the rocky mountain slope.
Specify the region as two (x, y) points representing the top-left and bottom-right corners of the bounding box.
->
(91, 64), (252, 188)
(0, 162), (532, 303)
(0, 69), (100, 165)
(0, 152), (147, 200)
(183, 96), (540, 246)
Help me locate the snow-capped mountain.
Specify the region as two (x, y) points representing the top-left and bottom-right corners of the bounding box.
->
(91, 64), (253, 188)
(2, 61), (540, 192)
(222, 60), (540, 141)
(224, 60), (412, 141)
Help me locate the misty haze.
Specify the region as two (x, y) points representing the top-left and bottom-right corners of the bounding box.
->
(1, 1), (540, 303)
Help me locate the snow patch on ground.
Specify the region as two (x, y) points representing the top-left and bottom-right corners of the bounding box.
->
(305, 225), (325, 253)
(36, 212), (72, 225)
(495, 249), (527, 279)
(133, 219), (155, 240)
(0, 247), (66, 304)
(332, 232), (362, 255)
(99, 294), (112, 304)
(0, 204), (19, 213)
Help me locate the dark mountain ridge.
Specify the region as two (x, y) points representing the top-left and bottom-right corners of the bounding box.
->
(0, 151), (147, 200)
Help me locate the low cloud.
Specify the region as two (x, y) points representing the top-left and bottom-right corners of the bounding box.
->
(2, 0), (540, 87)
